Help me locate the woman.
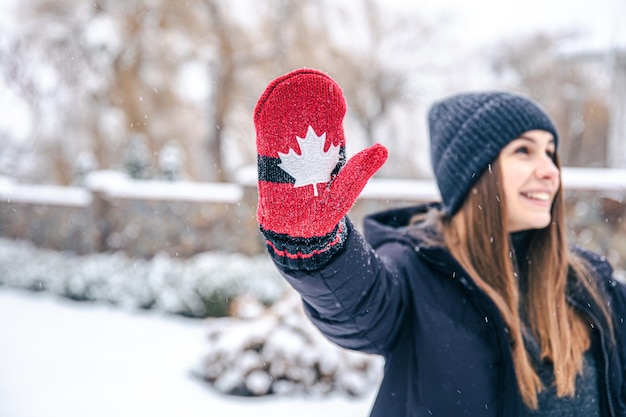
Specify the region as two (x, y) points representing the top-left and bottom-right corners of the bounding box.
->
(254, 68), (626, 416)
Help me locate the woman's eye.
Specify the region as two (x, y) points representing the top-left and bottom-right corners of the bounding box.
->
(546, 149), (556, 159)
(514, 146), (529, 154)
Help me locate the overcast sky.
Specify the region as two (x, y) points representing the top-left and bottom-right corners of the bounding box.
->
(385, 0), (624, 50)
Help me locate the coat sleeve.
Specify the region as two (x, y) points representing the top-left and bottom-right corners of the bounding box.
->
(274, 218), (414, 355)
(610, 278), (626, 412)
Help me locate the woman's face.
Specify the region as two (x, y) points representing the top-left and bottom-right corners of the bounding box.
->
(498, 130), (560, 233)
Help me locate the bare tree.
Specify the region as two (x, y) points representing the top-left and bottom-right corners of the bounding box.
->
(1, 0), (445, 183)
(2, 0), (215, 182)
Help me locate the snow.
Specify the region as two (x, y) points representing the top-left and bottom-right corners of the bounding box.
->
(0, 288), (377, 417)
(0, 239), (382, 416)
(0, 176), (92, 207)
(231, 167), (626, 201)
(560, 168), (626, 193)
(0, 239), (287, 318)
(0, 170), (243, 207)
(176, 61), (212, 104)
(84, 171), (243, 203)
(362, 178), (439, 201)
(203, 294), (383, 398)
(3, 165), (625, 207)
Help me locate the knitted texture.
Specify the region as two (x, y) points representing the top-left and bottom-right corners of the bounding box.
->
(428, 91), (559, 217)
(254, 68), (387, 270)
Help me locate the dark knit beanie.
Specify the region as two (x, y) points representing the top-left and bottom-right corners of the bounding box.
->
(428, 91), (559, 217)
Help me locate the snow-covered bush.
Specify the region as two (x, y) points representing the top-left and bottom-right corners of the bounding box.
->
(200, 292), (383, 397)
(0, 238), (287, 317)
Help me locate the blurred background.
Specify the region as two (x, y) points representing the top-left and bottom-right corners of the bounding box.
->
(1, 0), (625, 185)
(0, 0), (625, 416)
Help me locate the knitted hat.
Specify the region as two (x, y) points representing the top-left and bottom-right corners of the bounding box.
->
(428, 91), (559, 217)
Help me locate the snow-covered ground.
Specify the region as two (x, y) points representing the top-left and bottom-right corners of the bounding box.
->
(0, 288), (376, 417)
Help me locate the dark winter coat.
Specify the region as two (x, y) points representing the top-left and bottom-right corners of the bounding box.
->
(276, 204), (626, 417)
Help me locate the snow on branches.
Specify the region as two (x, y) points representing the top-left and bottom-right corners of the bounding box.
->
(200, 292), (383, 397)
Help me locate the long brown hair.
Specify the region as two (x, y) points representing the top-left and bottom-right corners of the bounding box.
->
(438, 158), (612, 409)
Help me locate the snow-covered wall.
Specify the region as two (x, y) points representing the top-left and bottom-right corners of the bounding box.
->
(0, 171), (261, 258)
(0, 168), (625, 269)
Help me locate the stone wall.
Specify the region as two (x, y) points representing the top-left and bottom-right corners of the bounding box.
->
(0, 173), (265, 259)
(0, 201), (99, 254)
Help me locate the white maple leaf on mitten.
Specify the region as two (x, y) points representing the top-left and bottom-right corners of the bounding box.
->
(277, 125), (341, 197)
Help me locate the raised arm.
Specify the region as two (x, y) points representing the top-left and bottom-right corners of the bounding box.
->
(254, 69), (408, 354)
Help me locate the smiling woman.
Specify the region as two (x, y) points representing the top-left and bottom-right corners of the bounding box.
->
(499, 130), (560, 232)
(253, 69), (626, 417)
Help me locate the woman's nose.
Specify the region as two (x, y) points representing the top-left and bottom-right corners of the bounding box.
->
(536, 155), (560, 180)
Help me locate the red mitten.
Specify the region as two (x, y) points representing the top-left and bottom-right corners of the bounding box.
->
(254, 68), (388, 270)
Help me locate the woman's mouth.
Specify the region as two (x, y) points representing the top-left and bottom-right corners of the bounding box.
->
(521, 191), (551, 202)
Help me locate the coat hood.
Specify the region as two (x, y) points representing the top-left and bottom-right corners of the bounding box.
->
(362, 202), (442, 250)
